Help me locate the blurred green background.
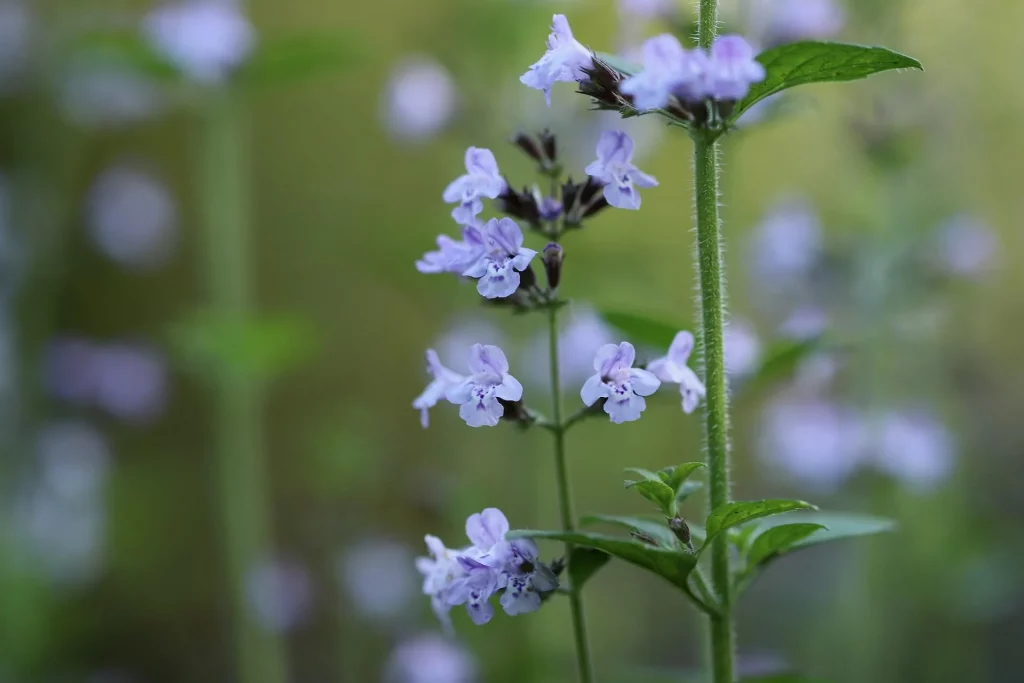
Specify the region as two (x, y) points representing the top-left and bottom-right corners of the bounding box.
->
(1, 0), (1022, 681)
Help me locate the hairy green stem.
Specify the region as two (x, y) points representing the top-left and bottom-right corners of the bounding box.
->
(695, 1), (735, 680)
(548, 305), (595, 683)
(198, 91), (289, 683)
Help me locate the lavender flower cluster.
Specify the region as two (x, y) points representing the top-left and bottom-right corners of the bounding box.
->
(416, 508), (559, 628)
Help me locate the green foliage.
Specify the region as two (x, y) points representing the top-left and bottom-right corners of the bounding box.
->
(236, 33), (359, 88)
(581, 514), (680, 550)
(67, 32), (179, 82)
(169, 311), (316, 381)
(732, 41), (923, 120)
(510, 530), (697, 591)
(746, 523), (828, 567)
(568, 548), (611, 590)
(627, 479), (677, 516)
(754, 511), (897, 551)
(601, 310), (687, 351)
(702, 499), (817, 552)
(625, 463), (705, 517)
(738, 337), (824, 396)
(661, 462), (706, 494)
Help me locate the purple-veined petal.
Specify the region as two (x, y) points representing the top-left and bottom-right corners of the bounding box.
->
(459, 395), (504, 427)
(469, 344), (509, 377)
(606, 393), (646, 423)
(629, 368), (661, 396)
(592, 343), (621, 373)
(500, 585), (541, 616)
(488, 217), (524, 254)
(668, 331), (695, 366)
(443, 175), (471, 203)
(631, 169), (659, 188)
(476, 267), (520, 299)
(495, 373), (523, 402)
(595, 130), (634, 165)
(583, 159), (608, 180)
(681, 384), (701, 414)
(604, 182), (640, 210)
(466, 508), (508, 549)
(465, 147), (498, 177)
(445, 378), (474, 404)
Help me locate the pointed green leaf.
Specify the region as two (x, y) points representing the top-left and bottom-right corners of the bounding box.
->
(747, 523), (827, 567)
(624, 468), (664, 485)
(601, 311), (687, 351)
(594, 52), (642, 77)
(569, 547), (610, 590)
(756, 511), (896, 551)
(510, 529), (697, 590)
(662, 462), (706, 495)
(733, 41), (923, 120)
(581, 514), (680, 549)
(631, 480), (677, 515)
(703, 499), (817, 550)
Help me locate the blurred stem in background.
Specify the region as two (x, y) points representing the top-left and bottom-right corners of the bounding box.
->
(695, 0), (735, 681)
(547, 304), (595, 683)
(197, 89), (289, 683)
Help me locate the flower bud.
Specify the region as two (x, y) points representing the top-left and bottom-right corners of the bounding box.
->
(511, 132), (545, 164)
(539, 129), (557, 165)
(538, 196), (563, 222)
(496, 184), (541, 227)
(669, 517), (694, 552)
(511, 129), (559, 173)
(542, 243), (564, 290)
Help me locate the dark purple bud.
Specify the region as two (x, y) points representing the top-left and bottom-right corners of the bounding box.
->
(539, 196), (563, 222)
(578, 57), (634, 113)
(496, 183), (541, 227)
(511, 132), (545, 163)
(497, 398), (535, 428)
(539, 129), (557, 165)
(518, 263), (537, 291)
(542, 243), (564, 290)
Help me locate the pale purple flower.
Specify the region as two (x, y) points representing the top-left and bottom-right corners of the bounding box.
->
(759, 398), (866, 491)
(462, 218), (537, 299)
(724, 320), (762, 378)
(0, 0), (32, 92)
(749, 198), (822, 281)
(445, 557), (499, 625)
(44, 337), (100, 407)
(143, 0), (255, 84)
(581, 342), (661, 423)
(520, 14), (593, 106)
(385, 633), (477, 683)
(339, 538), (417, 620)
(416, 225), (486, 276)
(704, 35), (766, 101)
(91, 343), (168, 423)
(16, 484), (107, 585)
(750, 0), (845, 47)
(37, 420), (111, 500)
(383, 57), (457, 142)
(86, 165), (177, 271)
(619, 34), (705, 110)
(442, 148), (505, 225)
(523, 305), (617, 390)
(648, 331), (705, 414)
(413, 349), (466, 428)
(617, 0), (673, 20)
(416, 534), (470, 630)
(935, 213), (996, 277)
(873, 410), (954, 492)
(445, 344), (523, 428)
(585, 130), (658, 210)
(244, 558), (311, 634)
(780, 305), (829, 340)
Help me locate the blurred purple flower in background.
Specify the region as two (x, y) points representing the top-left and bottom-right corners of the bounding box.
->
(44, 338), (169, 423)
(703, 35), (767, 101)
(617, 0), (673, 21)
(934, 213), (997, 278)
(619, 34), (696, 110)
(759, 397), (867, 491)
(0, 0), (32, 93)
(780, 305), (829, 340)
(748, 197), (822, 283)
(384, 633), (477, 683)
(383, 57), (457, 143)
(413, 349), (466, 428)
(442, 148), (505, 226)
(436, 318), (505, 370)
(873, 409), (954, 492)
(520, 14), (593, 106)
(86, 165), (177, 271)
(144, 0), (255, 84)
(582, 342), (661, 423)
(749, 0), (845, 48)
(339, 538), (418, 621)
(14, 420), (111, 586)
(585, 130), (659, 210)
(244, 558), (311, 634)
(724, 319), (762, 378)
(416, 534), (466, 630)
(58, 61), (165, 128)
(523, 305), (617, 390)
(416, 225), (486, 276)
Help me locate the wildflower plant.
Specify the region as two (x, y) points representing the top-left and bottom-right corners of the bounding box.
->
(414, 5), (920, 682)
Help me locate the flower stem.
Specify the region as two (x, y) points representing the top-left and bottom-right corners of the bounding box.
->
(695, 0), (735, 680)
(197, 90), (289, 683)
(548, 304), (595, 683)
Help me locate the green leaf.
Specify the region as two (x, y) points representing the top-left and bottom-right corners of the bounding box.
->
(703, 499), (817, 550)
(624, 468), (664, 485)
(581, 514), (680, 549)
(662, 463), (706, 495)
(601, 311), (686, 351)
(675, 480), (703, 504)
(747, 523), (827, 567)
(568, 547), (610, 590)
(631, 480), (677, 515)
(510, 530), (696, 590)
(756, 511), (896, 551)
(68, 32), (180, 82)
(739, 336), (824, 396)
(236, 33), (358, 87)
(594, 52), (642, 77)
(733, 41), (923, 120)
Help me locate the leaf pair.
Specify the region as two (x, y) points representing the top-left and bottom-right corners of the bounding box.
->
(624, 462), (705, 517)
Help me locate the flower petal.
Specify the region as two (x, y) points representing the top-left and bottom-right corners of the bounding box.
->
(605, 393), (646, 423)
(459, 395), (503, 427)
(495, 373), (523, 401)
(445, 378), (474, 404)
(469, 343), (509, 376)
(595, 130), (633, 165)
(629, 368), (661, 396)
(668, 330), (695, 365)
(580, 373), (608, 406)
